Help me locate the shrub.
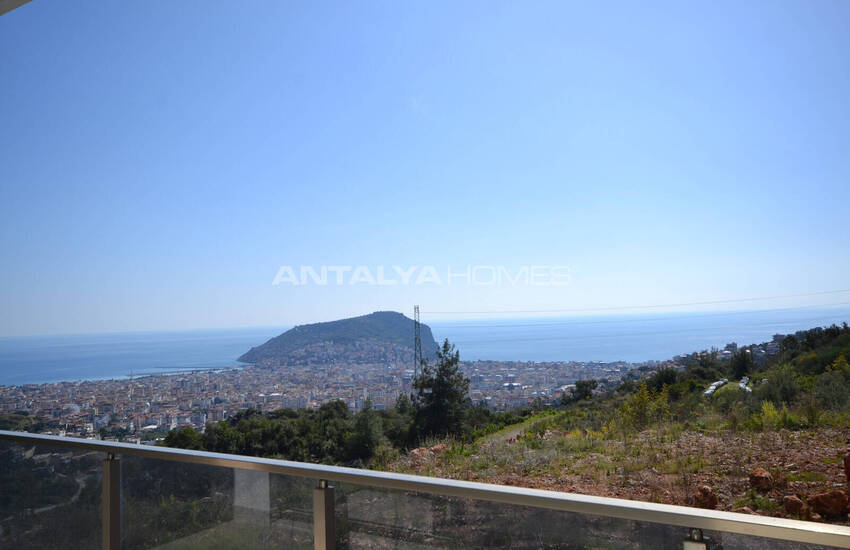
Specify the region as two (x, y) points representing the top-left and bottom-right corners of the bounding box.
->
(777, 405), (801, 430)
(827, 353), (850, 378)
(801, 393), (821, 427)
(754, 401), (780, 431)
(617, 382), (669, 432)
(814, 371), (849, 411)
(713, 387), (742, 414)
(754, 365), (800, 406)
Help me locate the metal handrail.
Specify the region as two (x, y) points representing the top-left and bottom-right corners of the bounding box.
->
(2, 430), (850, 548)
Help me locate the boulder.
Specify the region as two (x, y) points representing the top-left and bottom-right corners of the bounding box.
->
(732, 506), (755, 515)
(749, 468), (773, 491)
(409, 447), (433, 460)
(693, 486), (718, 509)
(808, 490), (849, 518)
(782, 495), (806, 516)
(429, 443), (447, 455)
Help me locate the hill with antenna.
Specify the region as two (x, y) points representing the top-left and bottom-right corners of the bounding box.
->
(238, 311), (438, 366)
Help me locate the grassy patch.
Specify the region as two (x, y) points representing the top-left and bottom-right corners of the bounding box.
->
(786, 471), (828, 482)
(735, 490), (780, 514)
(661, 455), (706, 475)
(822, 451), (845, 465)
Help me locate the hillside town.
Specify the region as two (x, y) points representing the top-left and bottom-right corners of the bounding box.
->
(0, 359), (637, 441)
(0, 334), (789, 442)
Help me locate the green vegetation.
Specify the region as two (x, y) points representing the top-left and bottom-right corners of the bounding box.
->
(382, 323), (850, 522)
(0, 411), (48, 432)
(598, 324), (850, 435)
(735, 490), (780, 514)
(238, 311), (438, 364)
(412, 339), (470, 439)
(786, 471), (828, 482)
(162, 322), (850, 521)
(167, 339), (530, 467)
(561, 379), (597, 404)
(0, 445), (102, 549)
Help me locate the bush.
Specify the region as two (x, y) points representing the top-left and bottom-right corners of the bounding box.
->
(617, 382), (669, 432)
(814, 371), (850, 411)
(753, 401), (780, 431)
(777, 405), (801, 430)
(754, 365), (800, 406)
(713, 387), (742, 414)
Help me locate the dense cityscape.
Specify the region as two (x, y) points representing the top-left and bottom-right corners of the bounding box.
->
(0, 359), (635, 440)
(0, 334), (788, 441)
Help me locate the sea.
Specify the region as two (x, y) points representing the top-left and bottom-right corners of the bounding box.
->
(1, 306), (849, 387)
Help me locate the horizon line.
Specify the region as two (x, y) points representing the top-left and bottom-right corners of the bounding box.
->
(3, 302), (850, 340)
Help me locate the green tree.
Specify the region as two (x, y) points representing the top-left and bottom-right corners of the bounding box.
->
(312, 400), (353, 463)
(754, 364), (800, 406)
(163, 426), (203, 450)
(395, 393), (414, 416)
(814, 371), (849, 411)
(380, 394), (414, 448)
(413, 339), (470, 440)
(647, 368), (678, 392)
(616, 378), (636, 395)
(349, 400), (383, 461)
(781, 335), (798, 352)
(731, 350), (754, 379)
(562, 379), (597, 404)
(617, 382), (669, 431)
(827, 353), (850, 378)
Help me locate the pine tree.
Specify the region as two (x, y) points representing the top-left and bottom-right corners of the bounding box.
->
(413, 339), (470, 440)
(349, 399), (382, 461)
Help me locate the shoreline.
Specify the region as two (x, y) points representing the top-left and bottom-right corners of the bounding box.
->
(0, 365), (247, 389)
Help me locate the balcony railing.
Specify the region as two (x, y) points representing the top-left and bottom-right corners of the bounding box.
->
(2, 430), (849, 549)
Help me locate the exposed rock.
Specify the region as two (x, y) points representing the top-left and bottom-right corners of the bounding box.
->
(732, 506), (755, 515)
(409, 447), (433, 460)
(843, 453), (850, 484)
(807, 490), (849, 518)
(749, 468), (773, 491)
(398, 426), (850, 525)
(782, 495), (806, 516)
(693, 485), (718, 509)
(429, 443), (447, 455)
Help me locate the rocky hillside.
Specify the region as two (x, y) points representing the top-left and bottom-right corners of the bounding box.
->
(390, 323), (850, 525)
(393, 420), (850, 523)
(238, 311), (438, 366)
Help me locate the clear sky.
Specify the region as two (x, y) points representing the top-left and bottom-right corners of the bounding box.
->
(1, 1), (849, 337)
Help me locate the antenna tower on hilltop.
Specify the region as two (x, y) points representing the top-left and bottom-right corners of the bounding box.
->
(413, 305), (422, 377)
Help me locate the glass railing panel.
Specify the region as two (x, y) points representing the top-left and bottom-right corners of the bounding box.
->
(332, 482), (839, 549)
(121, 454), (314, 549)
(1, 431), (846, 550)
(268, 471), (315, 548)
(702, 530), (835, 550)
(0, 437), (104, 550)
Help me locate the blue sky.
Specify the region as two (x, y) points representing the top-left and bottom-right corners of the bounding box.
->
(1, 1), (849, 337)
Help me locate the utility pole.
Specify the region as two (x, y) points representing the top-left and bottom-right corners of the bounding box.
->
(413, 305), (422, 378)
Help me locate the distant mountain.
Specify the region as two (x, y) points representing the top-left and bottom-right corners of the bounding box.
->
(238, 311), (439, 366)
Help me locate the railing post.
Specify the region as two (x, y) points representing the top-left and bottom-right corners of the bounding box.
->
(313, 479), (335, 550)
(102, 452), (120, 550)
(684, 528), (708, 550)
